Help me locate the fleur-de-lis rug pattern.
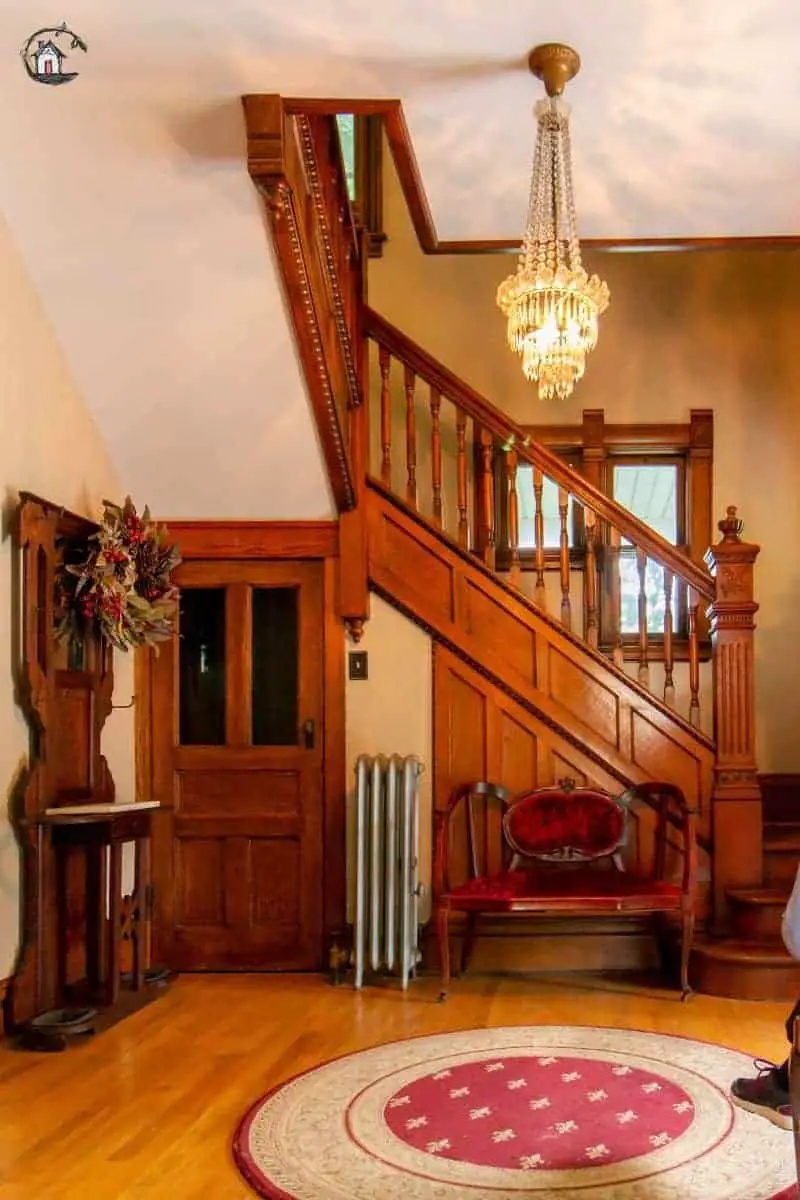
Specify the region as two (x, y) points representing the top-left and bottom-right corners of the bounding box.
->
(233, 1026), (796, 1199)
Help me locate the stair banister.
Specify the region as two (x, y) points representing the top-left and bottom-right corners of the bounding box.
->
(363, 305), (714, 602)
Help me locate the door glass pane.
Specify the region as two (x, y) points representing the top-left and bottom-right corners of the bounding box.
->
(179, 589), (226, 745)
(252, 588), (299, 746)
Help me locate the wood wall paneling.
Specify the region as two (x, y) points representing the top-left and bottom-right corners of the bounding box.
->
(368, 483), (715, 840)
(431, 644), (703, 971)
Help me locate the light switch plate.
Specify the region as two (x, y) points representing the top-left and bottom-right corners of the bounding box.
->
(349, 651), (368, 680)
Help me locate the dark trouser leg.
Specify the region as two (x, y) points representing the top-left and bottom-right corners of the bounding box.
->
(774, 998), (800, 1090)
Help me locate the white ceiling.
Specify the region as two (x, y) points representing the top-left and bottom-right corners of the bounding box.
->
(2, 0), (798, 514)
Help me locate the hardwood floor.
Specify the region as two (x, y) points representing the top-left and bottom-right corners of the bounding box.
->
(0, 973), (792, 1199)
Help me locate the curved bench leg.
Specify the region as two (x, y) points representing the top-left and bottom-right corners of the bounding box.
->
(680, 908), (695, 1000)
(437, 905), (451, 1003)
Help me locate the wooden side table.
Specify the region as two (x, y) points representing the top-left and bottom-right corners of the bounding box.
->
(44, 802), (159, 1007)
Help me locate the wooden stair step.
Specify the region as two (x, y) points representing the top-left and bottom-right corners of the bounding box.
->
(690, 935), (800, 1000)
(727, 887), (789, 942)
(762, 826), (800, 886)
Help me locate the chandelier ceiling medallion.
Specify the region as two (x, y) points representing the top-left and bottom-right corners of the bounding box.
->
(497, 43), (609, 401)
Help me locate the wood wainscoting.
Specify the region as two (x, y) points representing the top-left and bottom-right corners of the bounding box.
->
(136, 521), (345, 972)
(431, 643), (711, 975)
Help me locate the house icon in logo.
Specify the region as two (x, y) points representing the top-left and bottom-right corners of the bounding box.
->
(35, 41), (64, 78)
(21, 23), (87, 85)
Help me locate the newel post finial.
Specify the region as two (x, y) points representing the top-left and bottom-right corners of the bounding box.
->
(704, 507), (762, 931)
(717, 505), (744, 543)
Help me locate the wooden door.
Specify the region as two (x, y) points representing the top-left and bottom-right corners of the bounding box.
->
(150, 560), (325, 971)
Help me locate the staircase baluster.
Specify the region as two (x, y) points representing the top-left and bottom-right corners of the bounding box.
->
(688, 586), (701, 726)
(636, 546), (650, 686)
(584, 507), (598, 648)
(663, 566), (675, 707)
(609, 526), (624, 668)
(505, 448), (521, 589)
(430, 386), (443, 526)
(456, 407), (469, 549)
(533, 468), (546, 610)
(478, 428), (495, 570)
(379, 345), (392, 487)
(558, 486), (571, 628)
(404, 365), (417, 508)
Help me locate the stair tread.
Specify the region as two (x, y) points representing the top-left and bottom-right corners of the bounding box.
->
(693, 937), (800, 966)
(727, 888), (790, 906)
(763, 834), (800, 852)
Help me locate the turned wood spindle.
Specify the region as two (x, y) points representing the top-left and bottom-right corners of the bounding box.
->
(688, 587), (701, 727)
(404, 365), (417, 508)
(609, 526), (624, 668)
(478, 428), (495, 570)
(584, 507), (598, 649)
(456, 407), (469, 549)
(505, 448), (521, 589)
(558, 486), (571, 628)
(663, 566), (676, 707)
(379, 345), (392, 487)
(430, 386), (443, 526)
(636, 546), (650, 687)
(533, 467), (546, 610)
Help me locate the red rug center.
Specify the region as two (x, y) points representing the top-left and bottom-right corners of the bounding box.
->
(383, 1053), (695, 1171)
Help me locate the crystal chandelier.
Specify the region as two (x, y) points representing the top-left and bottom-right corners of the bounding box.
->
(497, 44), (609, 401)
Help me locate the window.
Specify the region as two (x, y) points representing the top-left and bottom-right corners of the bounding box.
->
(335, 114), (357, 202)
(492, 409), (713, 656)
(613, 461), (681, 635)
(335, 113), (386, 256)
(517, 470), (576, 550)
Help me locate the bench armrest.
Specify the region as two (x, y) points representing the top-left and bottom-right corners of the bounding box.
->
(624, 781), (698, 899)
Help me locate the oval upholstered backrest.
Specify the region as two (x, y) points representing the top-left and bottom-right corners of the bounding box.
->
(503, 784), (626, 863)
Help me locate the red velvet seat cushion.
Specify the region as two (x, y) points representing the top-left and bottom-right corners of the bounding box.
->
(443, 868), (682, 912)
(504, 789), (625, 861)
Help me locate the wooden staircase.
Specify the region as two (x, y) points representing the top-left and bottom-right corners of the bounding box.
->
(242, 96), (793, 1000)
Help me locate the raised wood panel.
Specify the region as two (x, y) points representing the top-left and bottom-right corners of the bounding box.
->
(177, 771), (301, 819)
(497, 711), (538, 794)
(546, 645), (620, 750)
(51, 682), (92, 796)
(461, 578), (537, 685)
(630, 709), (709, 825)
(175, 840), (225, 926)
(251, 842), (301, 928)
(370, 484), (715, 804)
(434, 644), (711, 933)
(377, 512), (454, 624)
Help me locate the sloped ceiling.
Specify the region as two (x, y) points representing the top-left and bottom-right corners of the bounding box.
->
(1, 0), (797, 515)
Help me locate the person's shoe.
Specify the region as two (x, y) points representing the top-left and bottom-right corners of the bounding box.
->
(730, 1059), (792, 1130)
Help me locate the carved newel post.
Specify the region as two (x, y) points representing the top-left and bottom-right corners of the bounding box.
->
(704, 506), (762, 931)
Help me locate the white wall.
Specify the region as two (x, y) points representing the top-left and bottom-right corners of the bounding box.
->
(345, 594), (433, 922)
(0, 213), (137, 978)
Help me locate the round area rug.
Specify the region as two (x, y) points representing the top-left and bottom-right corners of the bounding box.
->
(233, 1026), (797, 1199)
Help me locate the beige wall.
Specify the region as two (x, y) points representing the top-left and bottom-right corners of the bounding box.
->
(345, 594), (433, 922)
(370, 145), (800, 772)
(0, 213), (134, 979)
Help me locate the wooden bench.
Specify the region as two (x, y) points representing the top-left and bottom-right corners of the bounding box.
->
(433, 779), (697, 998)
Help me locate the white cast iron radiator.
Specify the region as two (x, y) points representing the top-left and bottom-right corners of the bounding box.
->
(353, 754), (424, 990)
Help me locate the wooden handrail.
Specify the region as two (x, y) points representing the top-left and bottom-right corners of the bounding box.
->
(363, 305), (714, 600)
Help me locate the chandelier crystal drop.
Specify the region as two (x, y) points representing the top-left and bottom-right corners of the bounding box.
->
(497, 45), (609, 401)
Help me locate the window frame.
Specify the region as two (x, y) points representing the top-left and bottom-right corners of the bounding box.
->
(492, 409), (713, 663)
